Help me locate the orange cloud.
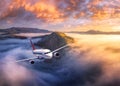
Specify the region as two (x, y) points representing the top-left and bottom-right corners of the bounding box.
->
(88, 0), (120, 19)
(0, 0), (120, 23)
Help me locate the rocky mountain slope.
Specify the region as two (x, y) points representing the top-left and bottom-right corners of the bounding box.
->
(36, 32), (74, 51)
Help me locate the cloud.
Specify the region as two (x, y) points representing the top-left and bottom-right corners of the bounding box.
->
(66, 34), (120, 86)
(2, 0), (120, 18)
(0, 35), (120, 86)
(0, 0), (119, 24)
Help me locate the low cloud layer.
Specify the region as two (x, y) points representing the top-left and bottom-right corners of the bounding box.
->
(0, 34), (120, 86)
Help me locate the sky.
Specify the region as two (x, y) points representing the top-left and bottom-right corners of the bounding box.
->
(0, 0), (120, 31)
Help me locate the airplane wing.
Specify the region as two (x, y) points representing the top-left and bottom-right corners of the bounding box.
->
(46, 44), (68, 54)
(15, 44), (69, 62)
(15, 57), (38, 63)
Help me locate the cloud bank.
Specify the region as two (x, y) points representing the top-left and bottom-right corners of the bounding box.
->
(0, 35), (120, 86)
(0, 0), (120, 29)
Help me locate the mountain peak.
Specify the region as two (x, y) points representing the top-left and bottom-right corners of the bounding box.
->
(51, 32), (67, 37)
(36, 32), (74, 50)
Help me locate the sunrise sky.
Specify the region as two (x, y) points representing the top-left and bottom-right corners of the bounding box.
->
(0, 0), (120, 31)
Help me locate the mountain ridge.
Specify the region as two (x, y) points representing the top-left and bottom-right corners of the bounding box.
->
(69, 30), (120, 35)
(0, 27), (50, 34)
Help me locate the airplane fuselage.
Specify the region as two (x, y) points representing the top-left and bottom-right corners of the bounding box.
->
(33, 49), (53, 60)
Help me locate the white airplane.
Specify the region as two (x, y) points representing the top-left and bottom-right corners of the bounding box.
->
(16, 38), (68, 64)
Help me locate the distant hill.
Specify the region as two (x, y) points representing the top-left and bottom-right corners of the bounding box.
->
(69, 30), (120, 35)
(0, 27), (50, 34)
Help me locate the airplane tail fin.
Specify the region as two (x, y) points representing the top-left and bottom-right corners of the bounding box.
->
(29, 38), (35, 50)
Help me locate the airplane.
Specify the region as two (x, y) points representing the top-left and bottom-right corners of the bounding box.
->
(16, 38), (68, 64)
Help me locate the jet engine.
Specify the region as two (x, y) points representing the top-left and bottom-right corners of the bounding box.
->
(53, 52), (60, 57)
(29, 60), (35, 64)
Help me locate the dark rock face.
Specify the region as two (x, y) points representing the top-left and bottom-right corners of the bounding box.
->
(36, 32), (74, 50)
